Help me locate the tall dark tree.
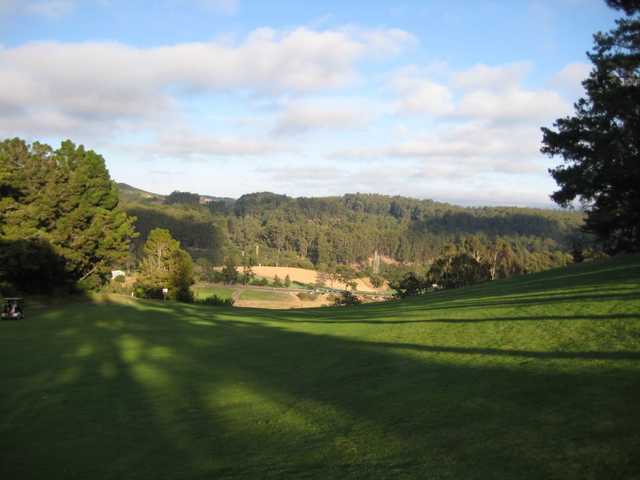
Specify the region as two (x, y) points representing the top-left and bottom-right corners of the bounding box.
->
(0, 138), (136, 290)
(541, 2), (640, 253)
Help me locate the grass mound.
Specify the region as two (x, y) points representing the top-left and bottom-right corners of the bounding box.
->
(1, 255), (639, 479)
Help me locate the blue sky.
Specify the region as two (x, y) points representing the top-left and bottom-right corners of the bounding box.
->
(0, 0), (620, 205)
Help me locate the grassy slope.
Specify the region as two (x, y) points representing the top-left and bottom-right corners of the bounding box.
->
(192, 285), (235, 300)
(239, 289), (292, 302)
(1, 256), (639, 479)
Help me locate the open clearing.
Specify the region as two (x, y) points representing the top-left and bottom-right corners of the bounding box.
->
(1, 256), (639, 479)
(247, 266), (388, 292)
(192, 285), (235, 300)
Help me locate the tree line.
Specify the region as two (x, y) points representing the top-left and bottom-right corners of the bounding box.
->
(122, 189), (584, 275)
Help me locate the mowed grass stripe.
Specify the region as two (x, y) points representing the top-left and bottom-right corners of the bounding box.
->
(0, 255), (639, 479)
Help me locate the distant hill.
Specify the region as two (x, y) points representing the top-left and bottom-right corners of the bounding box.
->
(117, 183), (164, 202)
(117, 183), (234, 207)
(117, 183), (585, 271)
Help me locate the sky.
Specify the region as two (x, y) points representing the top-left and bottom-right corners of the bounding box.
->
(0, 0), (621, 206)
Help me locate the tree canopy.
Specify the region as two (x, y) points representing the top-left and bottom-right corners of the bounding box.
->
(137, 228), (194, 302)
(541, 2), (640, 253)
(0, 138), (136, 292)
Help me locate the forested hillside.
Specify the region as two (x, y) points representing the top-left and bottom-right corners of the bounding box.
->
(119, 184), (584, 273)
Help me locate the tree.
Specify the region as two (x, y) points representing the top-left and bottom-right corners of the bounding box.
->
(138, 228), (194, 301)
(164, 191), (200, 206)
(541, 2), (640, 253)
(168, 249), (194, 302)
(241, 265), (255, 285)
(333, 290), (361, 306)
(139, 229), (181, 287)
(221, 256), (239, 284)
(284, 274), (291, 287)
(0, 138), (136, 290)
(390, 272), (430, 298)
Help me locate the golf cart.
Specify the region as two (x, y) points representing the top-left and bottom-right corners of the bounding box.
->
(1, 298), (24, 320)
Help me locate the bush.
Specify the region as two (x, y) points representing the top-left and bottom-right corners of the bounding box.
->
(77, 274), (104, 292)
(113, 274), (126, 283)
(333, 291), (362, 306)
(250, 277), (269, 287)
(133, 283), (164, 300)
(196, 295), (235, 307)
(390, 272), (431, 298)
(102, 281), (129, 295)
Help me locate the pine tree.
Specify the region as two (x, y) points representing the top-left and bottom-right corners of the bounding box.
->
(541, 2), (640, 252)
(0, 138), (136, 290)
(138, 228), (194, 300)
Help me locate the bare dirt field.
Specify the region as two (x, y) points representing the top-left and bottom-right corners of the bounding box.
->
(246, 266), (388, 292)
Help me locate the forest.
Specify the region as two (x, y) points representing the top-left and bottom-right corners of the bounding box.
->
(120, 183), (585, 279)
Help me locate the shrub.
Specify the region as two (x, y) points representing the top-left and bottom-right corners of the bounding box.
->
(250, 277), (269, 287)
(333, 291), (362, 306)
(113, 274), (126, 283)
(133, 283), (164, 300)
(196, 295), (235, 307)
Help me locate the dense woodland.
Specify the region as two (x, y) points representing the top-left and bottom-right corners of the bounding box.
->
(0, 138), (589, 298)
(120, 184), (584, 278)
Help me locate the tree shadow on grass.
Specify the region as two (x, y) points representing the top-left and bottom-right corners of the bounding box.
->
(1, 298), (639, 479)
(246, 311), (640, 326)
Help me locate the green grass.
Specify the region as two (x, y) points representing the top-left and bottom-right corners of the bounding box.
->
(192, 285), (235, 300)
(238, 289), (291, 302)
(1, 255), (639, 479)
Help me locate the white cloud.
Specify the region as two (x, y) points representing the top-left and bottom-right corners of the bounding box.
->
(258, 162), (555, 207)
(452, 62), (532, 91)
(315, 61), (584, 204)
(550, 62), (590, 97)
(456, 88), (570, 123)
(353, 27), (417, 57)
(390, 61), (570, 123)
(136, 130), (291, 160)
(390, 66), (454, 115)
(0, 27), (414, 138)
(272, 98), (377, 136)
(333, 122), (542, 169)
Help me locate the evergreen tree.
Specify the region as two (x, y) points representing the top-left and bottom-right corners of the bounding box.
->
(0, 138), (136, 290)
(541, 2), (640, 252)
(138, 228), (194, 301)
(168, 249), (195, 302)
(139, 228), (181, 289)
(222, 256), (239, 284)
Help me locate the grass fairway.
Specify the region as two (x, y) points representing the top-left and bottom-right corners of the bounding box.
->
(238, 289), (292, 302)
(192, 285), (235, 300)
(1, 256), (639, 479)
